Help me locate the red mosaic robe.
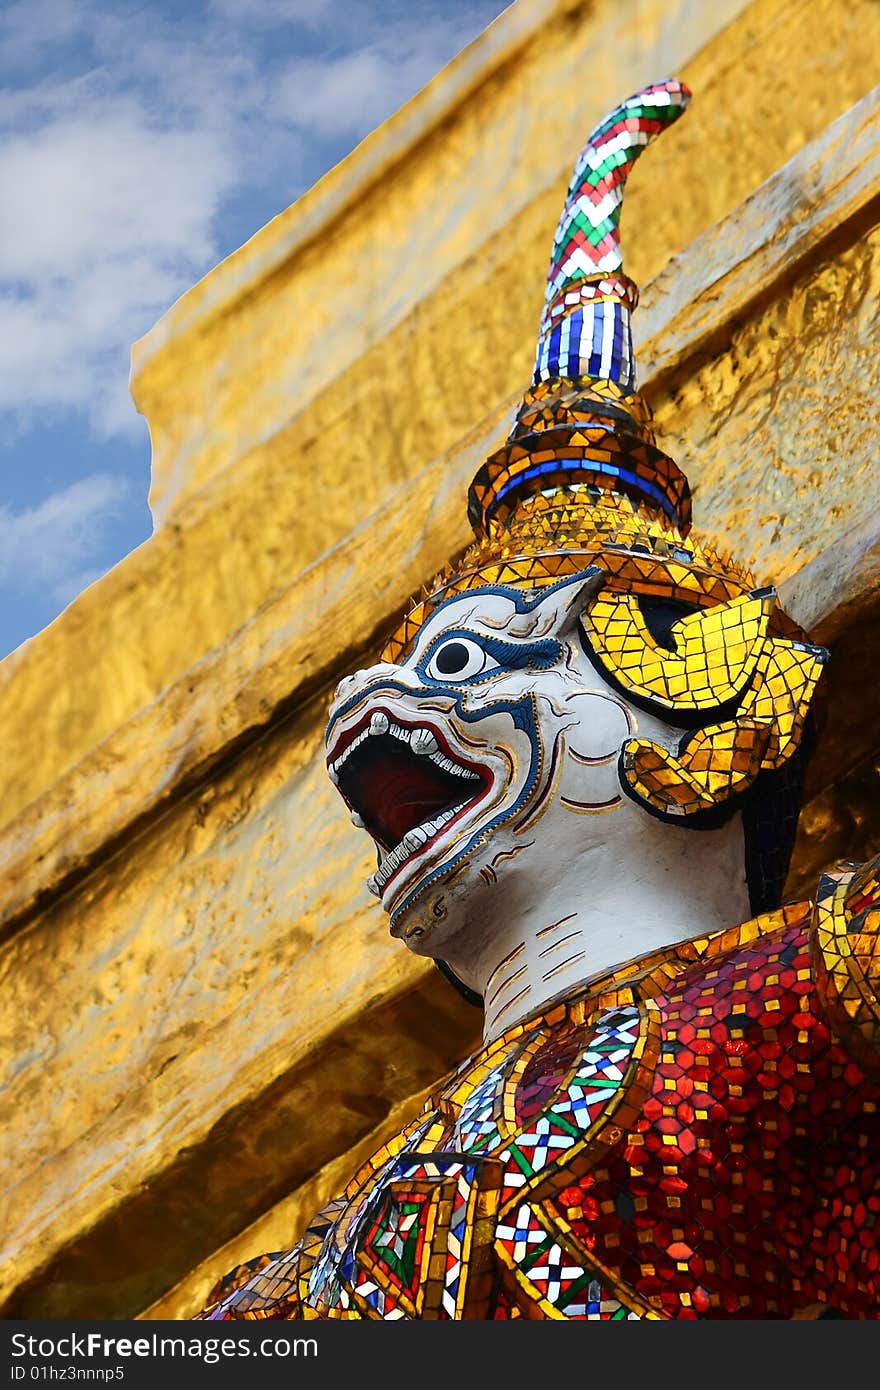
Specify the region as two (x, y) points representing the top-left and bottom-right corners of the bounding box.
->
(199, 857), (880, 1321)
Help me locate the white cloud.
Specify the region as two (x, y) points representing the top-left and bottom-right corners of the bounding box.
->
(0, 109), (228, 276)
(0, 472), (130, 603)
(0, 0), (92, 70)
(275, 8), (496, 140)
(207, 0), (336, 29)
(278, 44), (436, 141)
(0, 99), (238, 435)
(0, 4), (263, 437)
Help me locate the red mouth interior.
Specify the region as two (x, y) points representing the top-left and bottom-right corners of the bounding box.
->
(338, 733), (486, 851)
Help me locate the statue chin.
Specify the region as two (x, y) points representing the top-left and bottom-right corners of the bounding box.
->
(388, 884), (468, 954)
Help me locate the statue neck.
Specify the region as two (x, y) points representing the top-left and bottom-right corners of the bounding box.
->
(439, 811), (752, 1045)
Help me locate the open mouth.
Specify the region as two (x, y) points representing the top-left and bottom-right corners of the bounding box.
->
(327, 710), (490, 896)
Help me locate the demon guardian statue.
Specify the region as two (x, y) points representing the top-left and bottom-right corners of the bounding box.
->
(200, 80), (880, 1321)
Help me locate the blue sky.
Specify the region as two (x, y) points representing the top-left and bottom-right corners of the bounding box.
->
(0, 0), (510, 661)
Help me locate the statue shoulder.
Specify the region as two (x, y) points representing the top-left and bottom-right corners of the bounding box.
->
(810, 854), (880, 1076)
(664, 862), (880, 1074)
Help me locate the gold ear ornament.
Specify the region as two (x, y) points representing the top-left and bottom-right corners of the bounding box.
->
(615, 599), (828, 818)
(581, 587), (776, 713)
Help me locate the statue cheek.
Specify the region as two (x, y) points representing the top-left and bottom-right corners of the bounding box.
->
(458, 676), (534, 716)
(565, 691), (635, 762)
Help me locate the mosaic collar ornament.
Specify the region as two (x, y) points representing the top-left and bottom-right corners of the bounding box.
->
(198, 80), (880, 1322)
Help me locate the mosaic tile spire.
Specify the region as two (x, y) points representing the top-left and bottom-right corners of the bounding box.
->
(467, 78), (694, 542)
(535, 78), (691, 388)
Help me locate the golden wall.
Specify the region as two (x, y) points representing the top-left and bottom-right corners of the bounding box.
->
(1, 0), (879, 1319)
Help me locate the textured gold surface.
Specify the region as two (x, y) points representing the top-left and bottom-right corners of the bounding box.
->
(651, 227), (880, 593)
(1, 0), (880, 1324)
(140, 1081), (440, 1320)
(0, 686), (480, 1317)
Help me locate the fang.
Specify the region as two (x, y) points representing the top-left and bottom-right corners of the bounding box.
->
(411, 729), (438, 756)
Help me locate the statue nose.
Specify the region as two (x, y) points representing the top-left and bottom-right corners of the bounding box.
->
(334, 661), (402, 703)
(333, 672), (359, 701)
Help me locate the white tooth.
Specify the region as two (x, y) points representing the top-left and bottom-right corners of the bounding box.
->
(367, 875), (381, 897)
(404, 828), (427, 853)
(328, 764), (340, 785)
(370, 712), (390, 735)
(351, 812), (364, 828)
(411, 729), (438, 756)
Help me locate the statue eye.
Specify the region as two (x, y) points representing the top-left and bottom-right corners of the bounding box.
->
(424, 637), (498, 682)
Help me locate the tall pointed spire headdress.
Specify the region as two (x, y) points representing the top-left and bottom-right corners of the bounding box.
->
(469, 77), (692, 542)
(383, 77), (766, 659)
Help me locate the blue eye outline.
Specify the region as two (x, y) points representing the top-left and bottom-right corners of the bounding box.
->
(415, 629), (563, 687)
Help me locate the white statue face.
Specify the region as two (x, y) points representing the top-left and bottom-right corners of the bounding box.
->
(324, 568), (682, 959)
